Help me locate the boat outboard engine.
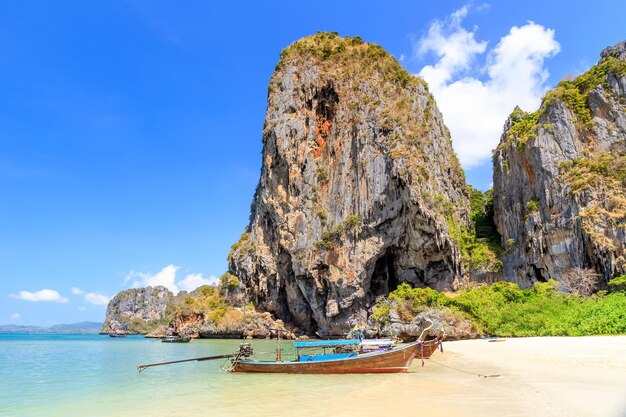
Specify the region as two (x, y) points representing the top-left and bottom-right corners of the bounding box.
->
(237, 343), (254, 357)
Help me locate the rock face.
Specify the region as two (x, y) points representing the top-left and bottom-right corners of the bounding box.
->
(364, 309), (478, 342)
(159, 286), (299, 340)
(101, 286), (172, 333)
(493, 41), (626, 287)
(102, 284), (298, 339)
(229, 33), (470, 335)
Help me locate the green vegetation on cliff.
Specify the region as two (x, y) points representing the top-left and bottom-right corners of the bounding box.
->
(228, 232), (256, 260)
(314, 215), (364, 250)
(275, 32), (421, 89)
(219, 272), (241, 292)
(172, 286), (229, 322)
(559, 151), (626, 250)
(104, 282), (250, 335)
(506, 107), (541, 151)
(373, 281), (626, 336)
(543, 81), (592, 128)
(561, 151), (626, 193)
(442, 187), (502, 273)
(113, 316), (169, 335)
(499, 55), (626, 151)
(570, 55), (626, 95)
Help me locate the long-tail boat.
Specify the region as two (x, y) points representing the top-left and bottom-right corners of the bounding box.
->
(228, 337), (443, 374)
(136, 320), (444, 374)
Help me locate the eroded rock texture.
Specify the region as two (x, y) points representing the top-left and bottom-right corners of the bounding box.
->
(493, 41), (626, 287)
(101, 286), (172, 333)
(229, 33), (470, 335)
(102, 284), (295, 338)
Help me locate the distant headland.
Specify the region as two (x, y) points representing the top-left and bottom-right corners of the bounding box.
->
(0, 321), (103, 335)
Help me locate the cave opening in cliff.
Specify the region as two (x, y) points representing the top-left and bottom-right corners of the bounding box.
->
(370, 249), (399, 298)
(311, 84), (339, 159)
(531, 264), (547, 282)
(315, 84), (338, 120)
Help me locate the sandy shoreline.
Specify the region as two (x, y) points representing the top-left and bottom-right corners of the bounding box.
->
(199, 336), (626, 417)
(369, 336), (626, 417)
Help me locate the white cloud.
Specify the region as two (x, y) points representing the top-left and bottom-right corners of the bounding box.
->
(84, 292), (110, 306)
(178, 273), (218, 292)
(475, 3), (491, 12)
(10, 289), (69, 303)
(417, 5), (488, 89)
(128, 264), (180, 293)
(11, 313), (20, 320)
(125, 265), (218, 294)
(416, 6), (560, 168)
(71, 287), (84, 295)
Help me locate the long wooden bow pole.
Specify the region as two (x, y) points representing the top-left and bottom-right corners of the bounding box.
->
(137, 353), (234, 372)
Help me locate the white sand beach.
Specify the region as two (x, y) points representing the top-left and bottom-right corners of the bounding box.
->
(184, 336), (626, 417)
(327, 336), (626, 417)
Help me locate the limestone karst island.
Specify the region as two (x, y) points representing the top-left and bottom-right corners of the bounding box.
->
(2, 4), (626, 417)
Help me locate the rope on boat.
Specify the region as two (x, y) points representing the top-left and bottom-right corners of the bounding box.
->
(219, 349), (277, 373)
(427, 359), (500, 378)
(221, 351), (243, 373)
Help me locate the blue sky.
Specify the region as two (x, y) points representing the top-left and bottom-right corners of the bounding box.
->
(1, 1), (624, 325)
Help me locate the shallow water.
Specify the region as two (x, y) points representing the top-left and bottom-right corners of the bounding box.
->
(0, 334), (430, 417)
(2, 334), (625, 417)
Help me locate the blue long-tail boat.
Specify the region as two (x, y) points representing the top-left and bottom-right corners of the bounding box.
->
(136, 321), (443, 374)
(227, 320), (443, 374)
(229, 337), (442, 374)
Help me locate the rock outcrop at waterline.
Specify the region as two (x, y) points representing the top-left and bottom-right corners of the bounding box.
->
(100, 284), (297, 339)
(229, 33), (471, 336)
(101, 286), (172, 333)
(493, 41), (626, 287)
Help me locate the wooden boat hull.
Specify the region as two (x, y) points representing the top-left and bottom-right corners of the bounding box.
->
(232, 339), (442, 374)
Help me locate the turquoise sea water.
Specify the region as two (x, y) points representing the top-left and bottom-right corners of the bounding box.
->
(0, 334), (431, 417)
(4, 334), (625, 417)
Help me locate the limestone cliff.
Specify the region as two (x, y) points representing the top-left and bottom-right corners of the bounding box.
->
(229, 33), (471, 335)
(101, 286), (172, 334)
(101, 282), (295, 338)
(493, 41), (626, 287)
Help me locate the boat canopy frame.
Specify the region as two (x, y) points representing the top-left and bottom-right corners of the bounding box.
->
(292, 339), (361, 348)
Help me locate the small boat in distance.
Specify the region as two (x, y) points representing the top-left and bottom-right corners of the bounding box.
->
(161, 335), (192, 343)
(108, 332), (128, 338)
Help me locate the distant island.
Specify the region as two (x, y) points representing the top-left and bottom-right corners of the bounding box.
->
(0, 321), (103, 334)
